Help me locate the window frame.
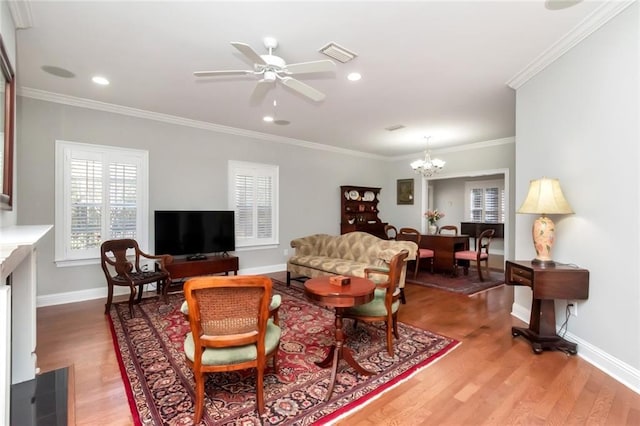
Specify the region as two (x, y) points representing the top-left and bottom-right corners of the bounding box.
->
(54, 140), (149, 266)
(464, 179), (505, 223)
(228, 160), (279, 249)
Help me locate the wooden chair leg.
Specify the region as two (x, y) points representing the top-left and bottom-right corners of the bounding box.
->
(286, 271), (291, 287)
(128, 287), (136, 317)
(136, 283), (144, 303)
(194, 372), (205, 423)
(256, 365), (265, 416)
(414, 258), (420, 278)
(104, 284), (114, 314)
(386, 320), (393, 356)
(400, 288), (406, 304)
(392, 312), (399, 339)
(477, 260), (485, 281)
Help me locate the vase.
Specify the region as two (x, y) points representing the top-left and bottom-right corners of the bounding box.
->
(428, 224), (437, 235)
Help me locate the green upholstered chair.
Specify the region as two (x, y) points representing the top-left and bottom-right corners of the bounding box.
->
(183, 275), (281, 423)
(180, 293), (281, 325)
(343, 250), (408, 356)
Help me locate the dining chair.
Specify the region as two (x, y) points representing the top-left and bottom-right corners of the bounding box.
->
(438, 225), (459, 235)
(397, 227), (434, 278)
(343, 250), (408, 356)
(384, 224), (398, 240)
(183, 275), (281, 422)
(100, 239), (172, 317)
(453, 229), (495, 281)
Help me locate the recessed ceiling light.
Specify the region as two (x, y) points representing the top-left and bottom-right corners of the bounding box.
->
(263, 115), (274, 123)
(92, 76), (110, 85)
(347, 72), (362, 82)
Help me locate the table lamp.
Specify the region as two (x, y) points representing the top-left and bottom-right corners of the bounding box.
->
(517, 178), (574, 268)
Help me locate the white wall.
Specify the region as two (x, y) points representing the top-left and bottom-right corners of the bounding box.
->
(514, 3), (639, 389)
(16, 97), (387, 297)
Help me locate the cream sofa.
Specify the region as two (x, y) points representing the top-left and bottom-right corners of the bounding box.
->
(286, 232), (418, 303)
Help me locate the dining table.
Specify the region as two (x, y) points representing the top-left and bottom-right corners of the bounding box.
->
(419, 234), (470, 274)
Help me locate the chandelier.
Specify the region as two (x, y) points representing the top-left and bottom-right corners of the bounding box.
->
(410, 137), (446, 177)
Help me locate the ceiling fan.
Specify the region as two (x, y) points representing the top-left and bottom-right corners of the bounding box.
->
(194, 37), (336, 103)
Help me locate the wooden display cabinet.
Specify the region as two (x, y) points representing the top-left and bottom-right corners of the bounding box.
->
(340, 185), (387, 239)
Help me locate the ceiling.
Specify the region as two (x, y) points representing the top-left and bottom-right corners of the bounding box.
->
(15, 1), (609, 158)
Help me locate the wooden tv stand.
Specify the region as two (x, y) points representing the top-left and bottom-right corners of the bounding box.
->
(160, 255), (239, 296)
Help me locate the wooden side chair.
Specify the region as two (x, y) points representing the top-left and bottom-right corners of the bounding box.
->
(100, 239), (172, 316)
(454, 229), (495, 281)
(438, 225), (459, 235)
(343, 250), (408, 356)
(384, 224), (398, 240)
(180, 293), (282, 326)
(397, 227), (434, 278)
(183, 275), (281, 423)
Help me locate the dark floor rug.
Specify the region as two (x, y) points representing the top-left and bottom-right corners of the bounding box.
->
(406, 268), (505, 295)
(108, 279), (460, 425)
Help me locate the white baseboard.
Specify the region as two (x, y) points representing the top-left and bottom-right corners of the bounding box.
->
(36, 263), (288, 308)
(511, 303), (640, 395)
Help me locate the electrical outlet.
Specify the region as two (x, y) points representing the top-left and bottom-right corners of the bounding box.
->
(568, 300), (578, 317)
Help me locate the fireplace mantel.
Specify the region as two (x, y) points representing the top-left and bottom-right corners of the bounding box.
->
(0, 224), (52, 425)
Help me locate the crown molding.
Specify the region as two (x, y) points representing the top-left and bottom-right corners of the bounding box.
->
(507, 0), (635, 89)
(8, 0), (34, 29)
(394, 136), (515, 162)
(18, 87), (385, 160)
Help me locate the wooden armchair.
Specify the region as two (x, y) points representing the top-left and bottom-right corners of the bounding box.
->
(100, 239), (172, 316)
(183, 275), (281, 422)
(343, 250), (408, 356)
(454, 229), (495, 281)
(397, 227), (434, 278)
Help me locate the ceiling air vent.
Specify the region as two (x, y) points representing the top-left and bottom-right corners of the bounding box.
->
(319, 42), (357, 63)
(385, 124), (405, 132)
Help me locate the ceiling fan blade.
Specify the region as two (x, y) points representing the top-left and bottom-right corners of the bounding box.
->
(250, 79), (275, 105)
(281, 77), (326, 102)
(194, 70), (252, 77)
(284, 60), (336, 75)
(231, 42), (267, 65)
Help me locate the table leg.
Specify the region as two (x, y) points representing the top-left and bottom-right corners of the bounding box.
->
(315, 308), (375, 401)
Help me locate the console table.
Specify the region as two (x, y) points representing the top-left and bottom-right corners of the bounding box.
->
(506, 260), (589, 354)
(161, 255), (239, 296)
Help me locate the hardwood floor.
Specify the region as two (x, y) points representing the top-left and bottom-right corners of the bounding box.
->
(36, 271), (639, 425)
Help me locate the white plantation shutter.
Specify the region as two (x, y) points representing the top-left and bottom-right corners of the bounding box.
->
(229, 161), (278, 247)
(70, 157), (103, 250)
(465, 180), (504, 223)
(56, 141), (148, 264)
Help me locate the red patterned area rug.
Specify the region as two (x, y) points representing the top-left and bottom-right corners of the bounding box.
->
(406, 269), (505, 296)
(108, 280), (459, 425)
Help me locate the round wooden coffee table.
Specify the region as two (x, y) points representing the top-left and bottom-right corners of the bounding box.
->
(304, 275), (376, 401)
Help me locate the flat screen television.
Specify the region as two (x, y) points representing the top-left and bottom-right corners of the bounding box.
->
(154, 210), (235, 256)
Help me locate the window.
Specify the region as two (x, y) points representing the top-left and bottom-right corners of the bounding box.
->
(55, 141), (148, 265)
(228, 160), (279, 248)
(465, 179), (504, 223)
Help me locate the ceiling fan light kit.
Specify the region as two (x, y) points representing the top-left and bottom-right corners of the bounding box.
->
(194, 37), (336, 103)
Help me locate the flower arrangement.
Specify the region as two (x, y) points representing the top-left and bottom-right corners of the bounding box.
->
(425, 209), (445, 225)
